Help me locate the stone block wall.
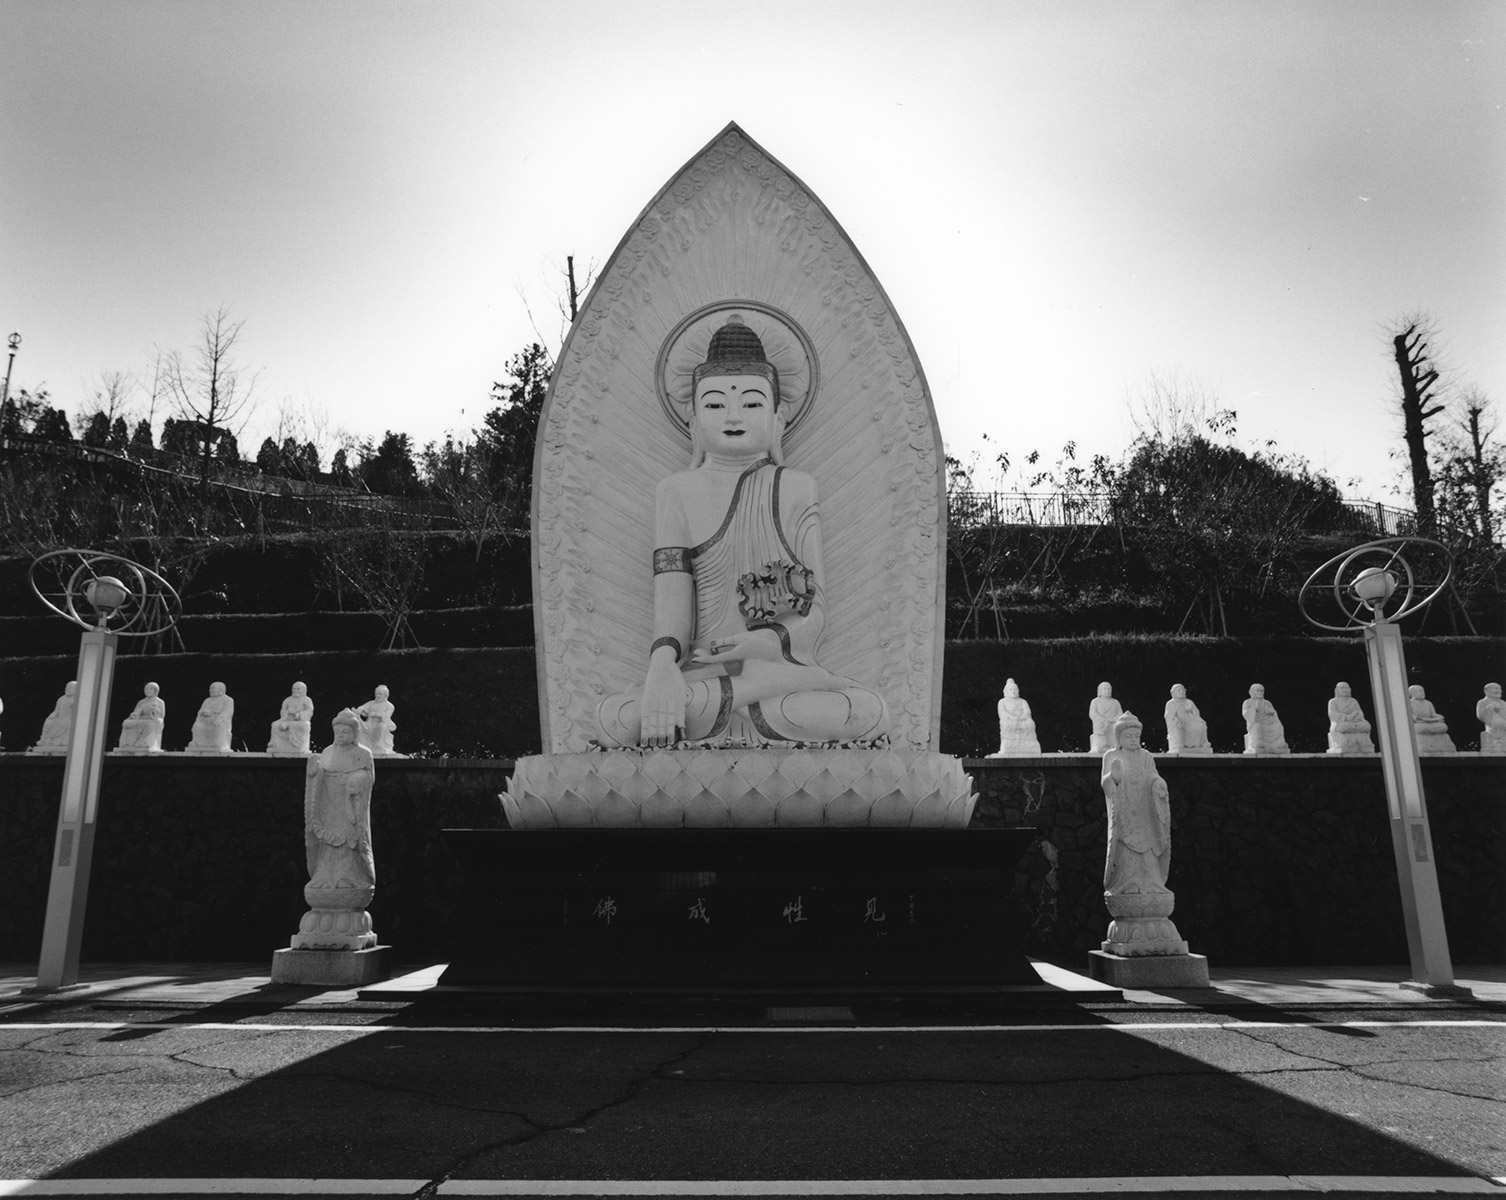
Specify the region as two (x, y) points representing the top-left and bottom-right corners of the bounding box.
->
(0, 753), (1501, 967)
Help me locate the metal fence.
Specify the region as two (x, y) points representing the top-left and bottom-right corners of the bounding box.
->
(948, 490), (1415, 535)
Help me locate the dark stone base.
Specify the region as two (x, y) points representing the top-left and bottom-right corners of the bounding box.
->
(439, 828), (1039, 990)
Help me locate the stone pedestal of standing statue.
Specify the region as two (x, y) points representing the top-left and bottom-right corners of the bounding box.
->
(1408, 685), (1457, 754)
(986, 678), (1041, 757)
(271, 709), (391, 986)
(1088, 712), (1209, 988)
(1478, 683), (1506, 756)
(1326, 682), (1375, 754)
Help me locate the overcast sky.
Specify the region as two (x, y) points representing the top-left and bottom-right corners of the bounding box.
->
(2, 0), (1501, 502)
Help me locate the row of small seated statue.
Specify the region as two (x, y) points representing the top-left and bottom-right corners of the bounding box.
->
(19, 681), (401, 758)
(989, 678), (1506, 757)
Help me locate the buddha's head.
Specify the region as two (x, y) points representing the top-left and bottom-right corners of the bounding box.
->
(332, 709), (361, 745)
(1408, 684), (1426, 701)
(64, 681), (77, 697)
(1003, 678), (1020, 698)
(1170, 683), (1187, 700)
(1112, 712), (1143, 751)
(292, 682), (307, 697)
(1249, 684), (1264, 699)
(1335, 682), (1352, 698)
(144, 683), (159, 697)
(690, 316), (784, 467)
(209, 681), (226, 697)
(1097, 681), (1112, 699)
(374, 684), (389, 701)
(1487, 683), (1502, 701)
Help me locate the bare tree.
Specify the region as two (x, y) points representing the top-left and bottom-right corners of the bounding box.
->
(1390, 316), (1448, 536)
(163, 307), (260, 496)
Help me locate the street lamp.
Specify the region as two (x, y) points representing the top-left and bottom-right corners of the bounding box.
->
(1300, 538), (1471, 998)
(2, 332), (18, 409)
(25, 551), (181, 992)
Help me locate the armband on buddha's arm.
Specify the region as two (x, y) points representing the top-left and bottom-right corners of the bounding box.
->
(653, 547), (693, 575)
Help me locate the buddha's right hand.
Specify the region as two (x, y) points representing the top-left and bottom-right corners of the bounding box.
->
(640, 647), (687, 747)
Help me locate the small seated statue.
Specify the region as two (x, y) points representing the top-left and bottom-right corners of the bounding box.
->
(1088, 681), (1122, 754)
(356, 685), (400, 757)
(1326, 681), (1374, 754)
(186, 681), (234, 754)
(987, 678), (1041, 756)
(116, 682), (166, 753)
(29, 681), (77, 754)
(1478, 682), (1506, 756)
(1408, 685), (1456, 754)
(596, 317), (886, 748)
(1163, 683), (1211, 755)
(268, 681), (314, 755)
(1242, 683), (1290, 755)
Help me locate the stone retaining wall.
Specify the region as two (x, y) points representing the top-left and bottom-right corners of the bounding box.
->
(1, 754), (1501, 967)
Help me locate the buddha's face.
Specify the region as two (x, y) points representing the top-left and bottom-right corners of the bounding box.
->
(64, 682), (77, 696)
(1336, 683), (1351, 697)
(293, 683), (306, 697)
(694, 373), (778, 458)
(1171, 684), (1186, 700)
(210, 682), (226, 697)
(333, 721), (356, 745)
(1250, 685), (1264, 699)
(1488, 684), (1502, 701)
(1004, 681), (1019, 698)
(1409, 685), (1425, 700)
(145, 684), (158, 697)
(1117, 725), (1142, 750)
(1097, 682), (1112, 698)
(375, 686), (389, 701)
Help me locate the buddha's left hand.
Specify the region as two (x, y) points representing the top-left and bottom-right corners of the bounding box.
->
(692, 629), (783, 665)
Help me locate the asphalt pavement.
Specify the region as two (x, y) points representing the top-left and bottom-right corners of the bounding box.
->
(0, 961), (1502, 1199)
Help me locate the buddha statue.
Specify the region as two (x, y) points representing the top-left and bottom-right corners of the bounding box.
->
(29, 681), (77, 754)
(1326, 682), (1374, 755)
(987, 678), (1041, 757)
(1163, 683), (1211, 755)
(1088, 681), (1122, 754)
(1478, 683), (1506, 756)
(117, 682), (166, 754)
(186, 681), (234, 754)
(356, 685), (399, 757)
(1242, 684), (1290, 755)
(268, 681), (314, 756)
(596, 317), (886, 748)
(1408, 685), (1456, 754)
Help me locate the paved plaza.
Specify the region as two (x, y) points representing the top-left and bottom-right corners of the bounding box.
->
(1, 962), (1502, 1199)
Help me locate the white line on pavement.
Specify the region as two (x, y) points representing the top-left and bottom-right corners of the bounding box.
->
(2, 1176), (1503, 1196)
(1, 1020), (1504, 1035)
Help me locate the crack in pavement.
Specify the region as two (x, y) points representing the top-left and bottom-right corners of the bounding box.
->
(408, 1031), (717, 1200)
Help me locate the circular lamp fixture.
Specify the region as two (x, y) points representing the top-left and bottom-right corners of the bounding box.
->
(6, 333), (19, 352)
(83, 575), (131, 623)
(1350, 566), (1398, 611)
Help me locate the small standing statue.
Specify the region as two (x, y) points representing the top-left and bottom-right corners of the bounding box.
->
(356, 685), (401, 757)
(987, 678), (1041, 756)
(1408, 685), (1456, 754)
(1100, 712), (1189, 957)
(1326, 682), (1374, 754)
(1242, 684), (1290, 755)
(1163, 683), (1211, 755)
(186, 682), (235, 754)
(268, 681), (314, 756)
(1088, 681), (1122, 754)
(116, 683), (166, 754)
(291, 709), (378, 951)
(28, 681), (77, 754)
(1478, 683), (1506, 756)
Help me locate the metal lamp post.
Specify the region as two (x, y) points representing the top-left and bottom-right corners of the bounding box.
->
(2, 331), (18, 411)
(25, 551), (181, 992)
(1299, 538), (1471, 998)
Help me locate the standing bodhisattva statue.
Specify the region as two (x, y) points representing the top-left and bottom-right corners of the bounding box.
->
(598, 317), (886, 748)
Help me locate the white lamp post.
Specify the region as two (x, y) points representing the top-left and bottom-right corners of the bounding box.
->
(25, 552), (180, 992)
(1301, 540), (1470, 998)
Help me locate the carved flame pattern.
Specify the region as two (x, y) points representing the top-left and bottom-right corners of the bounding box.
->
(532, 124), (946, 753)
